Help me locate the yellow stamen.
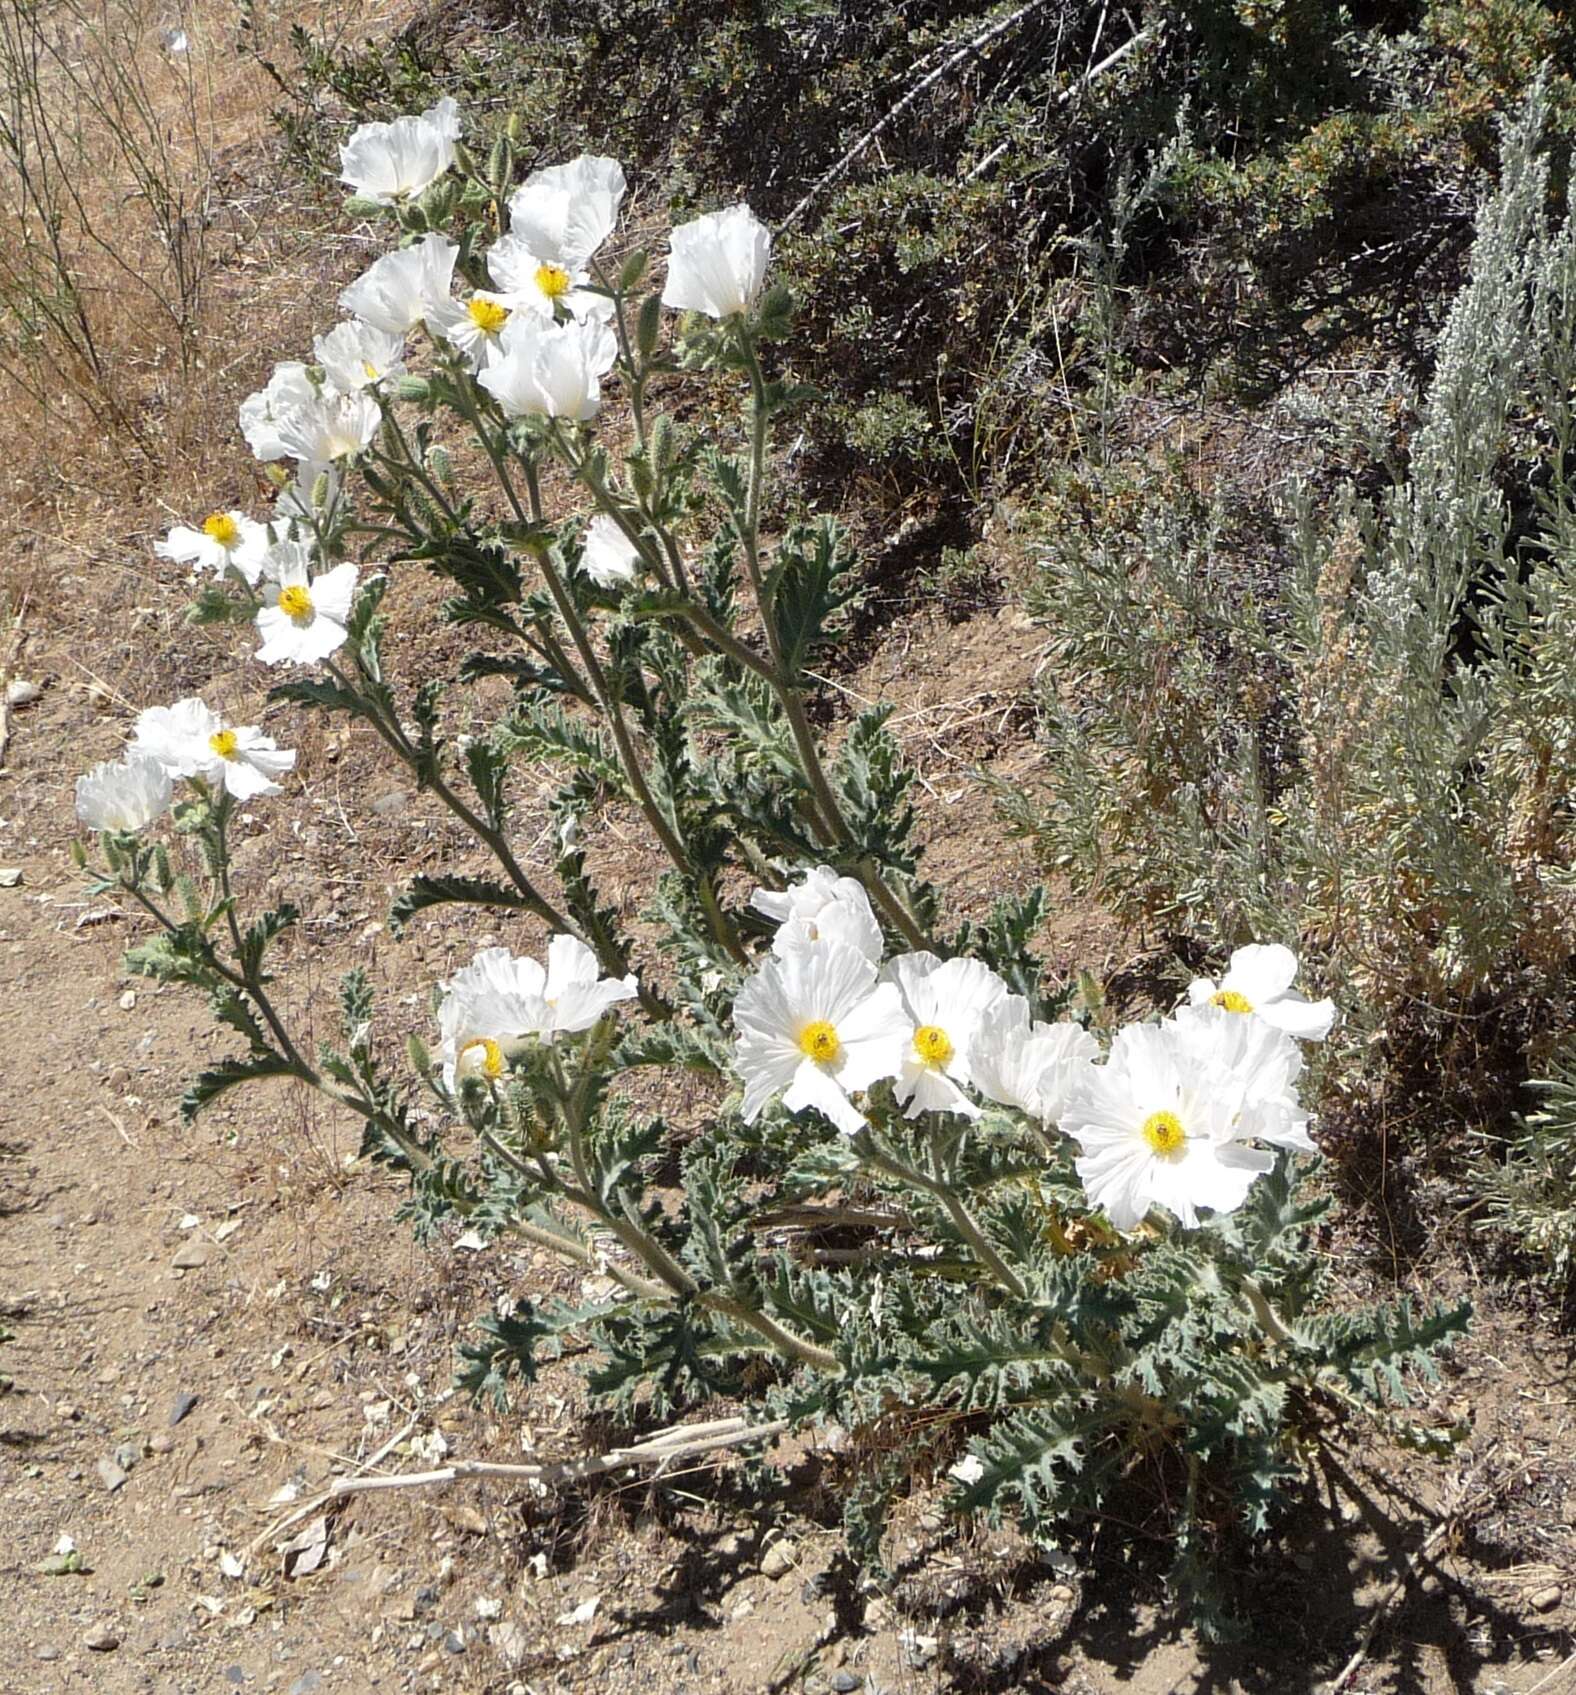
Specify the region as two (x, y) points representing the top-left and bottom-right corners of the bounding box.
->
(208, 728), (238, 759)
(1211, 989), (1253, 1014)
(467, 296), (510, 333)
(278, 583), (314, 622)
(535, 263), (572, 301)
(1141, 1110), (1186, 1156)
(362, 359), (381, 380)
(798, 1020), (841, 1066)
(460, 1036), (506, 1081)
(913, 1024), (954, 1067)
(202, 512), (240, 547)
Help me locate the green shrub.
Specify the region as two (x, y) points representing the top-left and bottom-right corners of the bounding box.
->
(1007, 85), (1576, 1203)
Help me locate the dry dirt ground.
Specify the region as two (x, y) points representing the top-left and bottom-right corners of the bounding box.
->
(0, 32), (1573, 1695)
(1, 565), (1575, 1695)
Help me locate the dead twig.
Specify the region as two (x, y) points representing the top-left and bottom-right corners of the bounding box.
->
(247, 1415), (788, 1556)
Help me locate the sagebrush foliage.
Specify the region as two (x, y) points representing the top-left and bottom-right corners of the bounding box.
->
(1007, 87), (1576, 1237)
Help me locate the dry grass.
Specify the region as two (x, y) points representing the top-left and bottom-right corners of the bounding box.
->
(0, 0), (410, 639)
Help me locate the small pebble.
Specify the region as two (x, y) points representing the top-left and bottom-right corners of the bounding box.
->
(171, 1242), (209, 1271)
(169, 1391), (199, 1426)
(0, 869), (22, 889)
(832, 1675), (861, 1693)
(83, 1623), (120, 1652)
(1529, 1584), (1562, 1613)
(96, 1456), (128, 1493)
(118, 989), (136, 1010)
(761, 1538), (798, 1579)
(148, 1432), (175, 1455)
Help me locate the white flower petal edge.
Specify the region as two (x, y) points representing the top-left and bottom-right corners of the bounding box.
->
(1062, 1021), (1269, 1230)
(314, 320), (407, 392)
(968, 994), (1100, 1124)
(155, 511), (270, 583)
(75, 754), (172, 833)
(130, 696), (296, 800)
(436, 936), (637, 1091)
(662, 204), (772, 319)
(733, 942), (908, 1136)
(479, 316), (617, 421)
(506, 154), (627, 269)
(339, 98), (460, 204)
(340, 233), (459, 336)
(255, 559), (359, 667)
(1186, 941), (1336, 1041)
(1170, 1004), (1317, 1154)
(239, 362), (318, 461)
(579, 515), (641, 589)
(750, 865), (883, 964)
(883, 951), (1011, 1119)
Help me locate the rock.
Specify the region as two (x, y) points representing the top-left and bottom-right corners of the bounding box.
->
(223, 1666), (246, 1684)
(97, 1456), (129, 1493)
(169, 1391), (199, 1426)
(83, 1623), (120, 1652)
(57, 1404), (80, 1423)
(444, 1627), (469, 1654)
(1050, 1583), (1075, 1603)
(288, 1675), (323, 1695)
(1529, 1585), (1562, 1613)
(832, 1675), (861, 1693)
(118, 989), (136, 1010)
(761, 1538), (798, 1579)
(370, 789), (412, 818)
(114, 1442), (140, 1472)
(171, 1242), (209, 1271)
(148, 1432), (175, 1455)
(36, 1646), (60, 1661)
(489, 1622), (530, 1667)
(0, 869), (22, 888)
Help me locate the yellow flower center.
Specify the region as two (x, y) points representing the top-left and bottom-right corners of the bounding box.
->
(535, 263), (572, 301)
(1141, 1110), (1187, 1156)
(278, 583), (314, 622)
(913, 1024), (954, 1067)
(362, 359), (381, 380)
(467, 296), (510, 333)
(202, 512), (239, 546)
(208, 728), (239, 759)
(1211, 989), (1254, 1014)
(798, 1020), (841, 1066)
(460, 1036), (506, 1080)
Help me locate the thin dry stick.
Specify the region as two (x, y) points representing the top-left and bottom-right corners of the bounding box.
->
(781, 0), (1054, 231)
(1328, 1482), (1495, 1693)
(248, 1416), (788, 1556)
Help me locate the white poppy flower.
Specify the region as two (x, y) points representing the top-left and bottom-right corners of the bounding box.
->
(966, 994), (1099, 1125)
(732, 941), (909, 1137)
(313, 320), (407, 392)
(1185, 942), (1335, 1041)
(882, 951), (1011, 1119)
(1062, 1021), (1274, 1230)
(750, 865), (884, 964)
(155, 511), (270, 583)
(339, 232), (459, 336)
(486, 235), (610, 323)
(478, 316), (617, 421)
(506, 154), (626, 269)
(338, 98), (461, 204)
(239, 361), (318, 461)
(130, 697), (296, 801)
(254, 555), (358, 666)
(579, 515), (640, 589)
(428, 291), (515, 369)
(75, 755), (172, 833)
(662, 204), (772, 319)
(1170, 1004), (1316, 1154)
(437, 937), (636, 1091)
(271, 390), (382, 467)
